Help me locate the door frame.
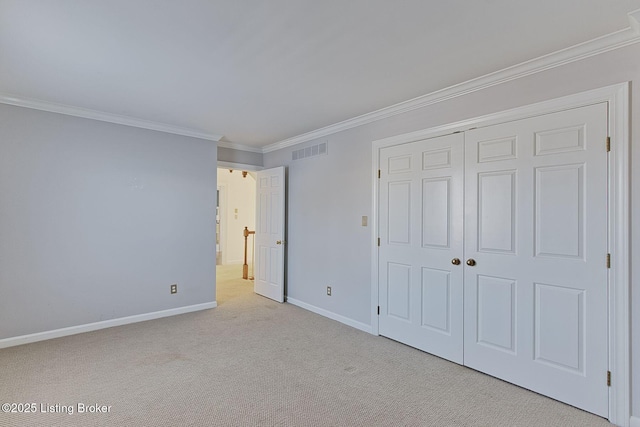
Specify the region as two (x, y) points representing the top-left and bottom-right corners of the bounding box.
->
(215, 160), (263, 281)
(217, 183), (227, 265)
(216, 161), (263, 266)
(370, 82), (630, 426)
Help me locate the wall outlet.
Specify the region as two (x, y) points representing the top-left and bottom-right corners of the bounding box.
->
(170, 284), (178, 294)
(327, 286), (332, 296)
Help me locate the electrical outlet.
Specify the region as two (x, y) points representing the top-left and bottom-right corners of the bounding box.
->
(327, 286), (332, 296)
(170, 284), (178, 294)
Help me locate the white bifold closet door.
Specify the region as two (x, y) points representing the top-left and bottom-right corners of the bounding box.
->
(378, 102), (608, 417)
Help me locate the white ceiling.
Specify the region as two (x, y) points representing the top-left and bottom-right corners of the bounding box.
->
(2, 1), (640, 150)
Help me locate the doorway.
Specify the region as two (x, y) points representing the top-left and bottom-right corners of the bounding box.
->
(214, 163), (287, 305)
(216, 167), (257, 270)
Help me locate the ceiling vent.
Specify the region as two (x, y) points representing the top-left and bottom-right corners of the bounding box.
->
(292, 142), (328, 161)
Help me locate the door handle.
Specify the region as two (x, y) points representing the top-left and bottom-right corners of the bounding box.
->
(451, 258), (461, 265)
(276, 240), (286, 245)
(466, 258), (476, 266)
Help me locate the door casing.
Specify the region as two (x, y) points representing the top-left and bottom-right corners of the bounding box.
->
(371, 82), (630, 426)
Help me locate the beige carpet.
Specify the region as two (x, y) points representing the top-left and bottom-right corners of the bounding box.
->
(0, 265), (611, 426)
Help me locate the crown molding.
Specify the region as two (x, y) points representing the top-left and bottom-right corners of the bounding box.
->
(3, 9), (639, 153)
(217, 140), (263, 153)
(629, 8), (640, 33)
(0, 94), (224, 142)
(263, 9), (640, 153)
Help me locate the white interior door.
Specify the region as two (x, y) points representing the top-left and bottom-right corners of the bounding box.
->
(254, 167), (286, 302)
(378, 133), (464, 363)
(463, 103), (609, 417)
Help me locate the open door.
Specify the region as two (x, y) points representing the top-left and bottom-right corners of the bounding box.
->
(254, 166), (286, 302)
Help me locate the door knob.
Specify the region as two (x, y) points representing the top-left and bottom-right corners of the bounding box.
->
(466, 258), (476, 266)
(451, 258), (461, 265)
(276, 240), (286, 245)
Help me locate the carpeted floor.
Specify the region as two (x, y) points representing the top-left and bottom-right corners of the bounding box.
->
(0, 265), (611, 426)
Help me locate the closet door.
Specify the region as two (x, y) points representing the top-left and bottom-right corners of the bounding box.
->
(463, 103), (609, 417)
(379, 133), (464, 363)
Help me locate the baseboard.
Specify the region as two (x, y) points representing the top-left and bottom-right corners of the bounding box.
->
(630, 416), (640, 427)
(0, 301), (217, 349)
(286, 297), (372, 334)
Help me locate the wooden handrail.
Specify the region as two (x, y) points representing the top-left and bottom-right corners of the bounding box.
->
(243, 226), (255, 279)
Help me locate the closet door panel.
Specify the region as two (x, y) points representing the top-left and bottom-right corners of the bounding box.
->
(463, 103), (608, 417)
(379, 133), (464, 363)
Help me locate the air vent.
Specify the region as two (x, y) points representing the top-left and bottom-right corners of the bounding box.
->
(292, 142), (328, 161)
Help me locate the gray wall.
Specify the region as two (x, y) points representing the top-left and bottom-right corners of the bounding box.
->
(218, 146), (263, 167)
(0, 105), (217, 339)
(264, 42), (640, 417)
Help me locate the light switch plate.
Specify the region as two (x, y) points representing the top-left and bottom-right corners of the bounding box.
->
(362, 216), (368, 227)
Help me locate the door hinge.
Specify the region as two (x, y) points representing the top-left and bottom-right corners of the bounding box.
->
(377, 237), (380, 246)
(606, 137), (611, 152)
(377, 306), (380, 315)
(607, 371), (611, 386)
(607, 253), (611, 269)
(378, 169), (381, 179)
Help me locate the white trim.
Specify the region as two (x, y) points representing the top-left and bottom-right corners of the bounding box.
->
(0, 93), (224, 142)
(286, 297), (373, 334)
(371, 149), (380, 336)
(217, 161), (263, 171)
(629, 8), (640, 33)
(217, 140), (263, 153)
(372, 83), (628, 149)
(630, 416), (640, 427)
(608, 82), (631, 427)
(371, 83), (630, 426)
(264, 11), (640, 153)
(0, 302), (217, 349)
